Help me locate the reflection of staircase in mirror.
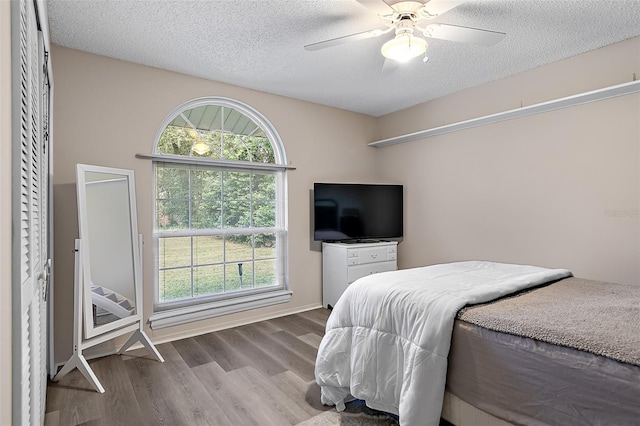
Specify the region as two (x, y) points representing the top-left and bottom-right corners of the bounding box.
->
(91, 285), (135, 321)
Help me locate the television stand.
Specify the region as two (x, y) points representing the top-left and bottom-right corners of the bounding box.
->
(321, 241), (398, 309)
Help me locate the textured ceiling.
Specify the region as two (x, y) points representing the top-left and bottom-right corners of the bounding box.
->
(47, 0), (640, 117)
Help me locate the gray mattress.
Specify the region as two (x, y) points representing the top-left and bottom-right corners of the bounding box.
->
(446, 319), (640, 425)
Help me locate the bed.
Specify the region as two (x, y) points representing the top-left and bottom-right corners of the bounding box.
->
(314, 261), (640, 426)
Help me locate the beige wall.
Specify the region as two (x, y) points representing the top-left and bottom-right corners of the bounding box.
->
(50, 46), (379, 362)
(51, 36), (640, 364)
(1, 0), (13, 420)
(374, 36), (640, 285)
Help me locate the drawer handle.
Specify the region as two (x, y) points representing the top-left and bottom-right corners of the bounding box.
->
(370, 253), (378, 258)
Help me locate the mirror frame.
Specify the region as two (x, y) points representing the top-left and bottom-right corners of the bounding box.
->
(76, 164), (142, 339)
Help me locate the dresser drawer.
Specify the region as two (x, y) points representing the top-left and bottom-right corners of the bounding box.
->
(347, 261), (397, 284)
(356, 246), (390, 264)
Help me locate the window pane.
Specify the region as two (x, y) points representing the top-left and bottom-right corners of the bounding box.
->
(248, 136), (275, 164)
(193, 131), (223, 159)
(192, 200), (222, 229)
(252, 173), (275, 200)
(185, 105), (222, 133)
(159, 237), (192, 269)
(194, 235), (223, 265)
(182, 105), (208, 128)
(255, 233), (277, 253)
(225, 262), (253, 291)
(157, 199), (189, 230)
(225, 237), (253, 262)
(254, 259), (276, 287)
(252, 201), (275, 227)
(156, 166), (189, 199)
(223, 201), (251, 228)
(159, 268), (192, 302)
(223, 171), (250, 201)
(156, 164), (191, 228)
(192, 168), (221, 200)
(194, 265), (224, 296)
(157, 126), (195, 156)
(224, 133), (252, 161)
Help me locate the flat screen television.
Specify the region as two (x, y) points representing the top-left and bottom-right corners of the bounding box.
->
(313, 183), (403, 242)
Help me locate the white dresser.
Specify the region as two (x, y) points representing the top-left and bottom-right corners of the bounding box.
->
(322, 241), (398, 309)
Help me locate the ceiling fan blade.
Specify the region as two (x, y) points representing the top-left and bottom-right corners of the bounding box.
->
(421, 0), (466, 18)
(304, 28), (388, 51)
(355, 0), (395, 15)
(424, 23), (506, 46)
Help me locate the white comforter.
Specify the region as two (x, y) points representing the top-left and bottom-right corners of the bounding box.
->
(315, 261), (572, 426)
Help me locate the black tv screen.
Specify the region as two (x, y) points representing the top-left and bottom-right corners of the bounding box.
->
(313, 183), (403, 242)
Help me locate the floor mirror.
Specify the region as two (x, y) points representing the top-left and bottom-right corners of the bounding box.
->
(53, 164), (163, 393)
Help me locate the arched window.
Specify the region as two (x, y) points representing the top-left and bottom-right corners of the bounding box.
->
(149, 98), (290, 328)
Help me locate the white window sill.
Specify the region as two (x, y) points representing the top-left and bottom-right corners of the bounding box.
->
(149, 290), (292, 330)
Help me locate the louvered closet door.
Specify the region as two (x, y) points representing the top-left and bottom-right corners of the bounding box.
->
(13, 0), (51, 424)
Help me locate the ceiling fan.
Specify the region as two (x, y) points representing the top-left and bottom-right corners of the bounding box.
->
(304, 0), (506, 64)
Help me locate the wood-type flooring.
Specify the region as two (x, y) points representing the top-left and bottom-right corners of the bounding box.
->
(45, 308), (337, 426)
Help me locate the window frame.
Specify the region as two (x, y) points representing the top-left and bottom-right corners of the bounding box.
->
(148, 97), (290, 329)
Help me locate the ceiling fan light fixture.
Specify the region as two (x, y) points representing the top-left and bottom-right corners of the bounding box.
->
(381, 33), (427, 62)
(192, 139), (211, 155)
(187, 128), (199, 139)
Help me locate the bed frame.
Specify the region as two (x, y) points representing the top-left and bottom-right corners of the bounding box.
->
(441, 392), (512, 426)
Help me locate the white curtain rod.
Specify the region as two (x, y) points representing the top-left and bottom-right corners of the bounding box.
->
(369, 79), (640, 148)
(135, 153), (296, 171)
